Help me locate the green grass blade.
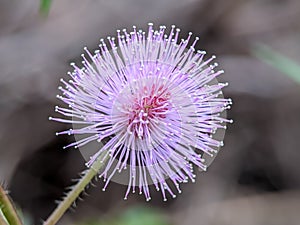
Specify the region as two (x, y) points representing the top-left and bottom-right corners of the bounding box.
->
(40, 0), (52, 16)
(252, 43), (300, 84)
(0, 185), (22, 225)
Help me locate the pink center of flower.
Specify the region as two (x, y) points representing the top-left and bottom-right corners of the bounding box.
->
(126, 85), (171, 138)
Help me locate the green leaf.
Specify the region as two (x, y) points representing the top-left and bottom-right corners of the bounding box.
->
(40, 0), (52, 16)
(79, 206), (170, 225)
(252, 43), (300, 84)
(120, 206), (169, 225)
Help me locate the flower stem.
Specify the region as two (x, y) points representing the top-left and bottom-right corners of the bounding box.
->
(0, 185), (22, 225)
(44, 153), (107, 225)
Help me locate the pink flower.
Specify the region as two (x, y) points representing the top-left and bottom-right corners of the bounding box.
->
(50, 23), (232, 201)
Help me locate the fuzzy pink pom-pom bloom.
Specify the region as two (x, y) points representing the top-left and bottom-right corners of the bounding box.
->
(50, 23), (232, 201)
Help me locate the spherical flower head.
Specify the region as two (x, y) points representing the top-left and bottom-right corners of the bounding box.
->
(50, 23), (232, 201)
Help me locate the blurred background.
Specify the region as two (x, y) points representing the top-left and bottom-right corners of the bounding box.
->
(1, 0), (300, 224)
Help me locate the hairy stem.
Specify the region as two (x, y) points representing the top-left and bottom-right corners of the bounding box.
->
(0, 185), (22, 225)
(44, 153), (107, 225)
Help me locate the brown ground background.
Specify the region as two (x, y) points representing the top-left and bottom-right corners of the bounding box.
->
(1, 0), (300, 224)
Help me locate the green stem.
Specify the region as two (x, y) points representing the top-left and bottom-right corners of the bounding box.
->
(0, 186), (22, 225)
(44, 153), (107, 225)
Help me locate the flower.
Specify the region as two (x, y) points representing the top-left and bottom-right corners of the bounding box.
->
(50, 23), (232, 201)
